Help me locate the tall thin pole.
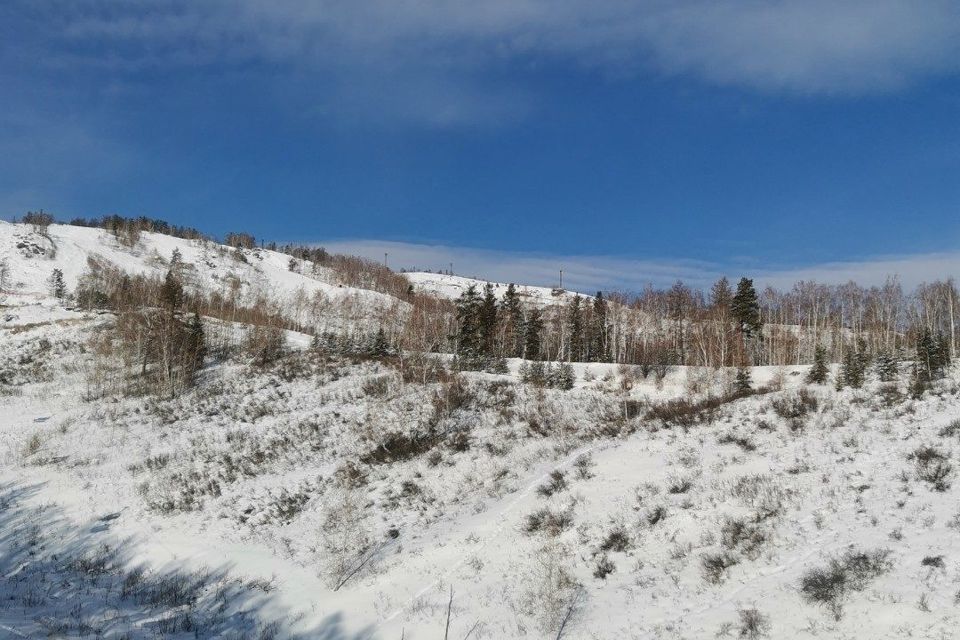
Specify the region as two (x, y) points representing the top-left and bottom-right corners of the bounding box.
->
(559, 269), (563, 289)
(384, 252), (388, 268)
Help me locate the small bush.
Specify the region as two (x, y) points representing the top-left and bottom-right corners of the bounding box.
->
(524, 507), (574, 536)
(573, 453), (594, 480)
(799, 548), (892, 619)
(537, 470), (568, 498)
(908, 445), (953, 492)
(718, 433), (757, 452)
(667, 475), (693, 494)
(737, 608), (771, 639)
(701, 552), (739, 584)
(599, 525), (631, 552)
(939, 419), (960, 438)
(921, 555), (945, 569)
(593, 555), (616, 580)
(721, 517), (768, 559)
(645, 505), (667, 526)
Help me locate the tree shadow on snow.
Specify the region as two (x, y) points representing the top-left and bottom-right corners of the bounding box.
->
(0, 481), (376, 639)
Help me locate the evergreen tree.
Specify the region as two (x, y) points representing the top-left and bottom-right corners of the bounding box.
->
(591, 292), (609, 362)
(370, 327), (390, 357)
(479, 283), (498, 357)
(186, 312), (207, 372)
(731, 277), (762, 339)
(567, 295), (584, 361)
(501, 283), (524, 358)
(524, 308), (544, 361)
(874, 351), (898, 382)
(170, 247), (182, 268)
(160, 270), (183, 315)
(807, 344), (829, 384)
(734, 367), (752, 395)
(838, 341), (868, 389)
(455, 285), (483, 368)
(916, 329), (951, 381)
(909, 362), (927, 399)
(559, 362), (576, 389)
(48, 268), (66, 299)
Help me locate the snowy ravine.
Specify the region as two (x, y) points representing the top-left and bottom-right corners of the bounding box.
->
(3, 298), (960, 639)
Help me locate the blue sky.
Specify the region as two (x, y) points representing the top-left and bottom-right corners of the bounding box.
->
(2, 1), (960, 290)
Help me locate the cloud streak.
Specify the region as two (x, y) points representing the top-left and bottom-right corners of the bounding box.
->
(320, 239), (960, 293)
(10, 1), (960, 127)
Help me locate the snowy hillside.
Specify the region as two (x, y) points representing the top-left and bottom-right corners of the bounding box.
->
(405, 272), (590, 305)
(3, 295), (960, 638)
(0, 221), (402, 330)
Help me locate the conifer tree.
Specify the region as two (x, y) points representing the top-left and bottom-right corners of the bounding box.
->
(160, 270), (183, 315)
(501, 283), (524, 358)
(731, 277), (762, 338)
(186, 312), (207, 373)
(48, 268), (66, 300)
(455, 285), (483, 368)
(370, 327), (390, 357)
(591, 292), (609, 362)
(479, 283), (498, 358)
(524, 308), (544, 361)
(734, 367), (752, 395)
(874, 351), (898, 382)
(567, 295), (584, 361)
(807, 345), (829, 384)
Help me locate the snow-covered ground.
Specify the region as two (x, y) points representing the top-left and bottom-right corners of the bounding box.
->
(405, 272), (590, 305)
(4, 294), (960, 638)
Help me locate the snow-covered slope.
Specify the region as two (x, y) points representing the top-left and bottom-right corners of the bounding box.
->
(0, 221), (398, 304)
(405, 271), (591, 305)
(3, 301), (960, 638)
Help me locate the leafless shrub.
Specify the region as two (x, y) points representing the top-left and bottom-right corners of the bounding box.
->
(667, 475), (694, 494)
(799, 548), (892, 620)
(908, 445), (953, 492)
(537, 470), (569, 498)
(645, 505), (667, 526)
(701, 551), (739, 584)
(524, 507), (574, 536)
(736, 608), (771, 639)
(593, 555), (615, 580)
(522, 543), (584, 637)
(599, 525), (631, 553)
(320, 489), (375, 591)
(573, 453), (594, 480)
(718, 433), (757, 452)
(720, 517), (768, 560)
(731, 474), (788, 520)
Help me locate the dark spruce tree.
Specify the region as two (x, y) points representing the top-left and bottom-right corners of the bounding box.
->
(479, 283), (498, 359)
(807, 345), (829, 384)
(523, 308), (544, 361)
(731, 277), (762, 339)
(501, 283), (524, 358)
(455, 284), (483, 369)
(567, 295), (584, 362)
(591, 292), (609, 362)
(874, 351), (898, 382)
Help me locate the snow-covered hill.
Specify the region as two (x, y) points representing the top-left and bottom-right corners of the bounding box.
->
(0, 221), (404, 333)
(405, 271), (591, 305)
(0, 221), (397, 305)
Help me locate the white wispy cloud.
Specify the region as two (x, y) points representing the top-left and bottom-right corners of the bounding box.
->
(11, 1), (960, 127)
(320, 239), (960, 293)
